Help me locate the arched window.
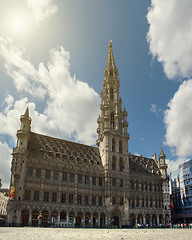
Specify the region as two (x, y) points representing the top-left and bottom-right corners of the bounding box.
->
(119, 140), (122, 153)
(146, 197), (148, 207)
(110, 112), (114, 129)
(119, 157), (124, 171)
(110, 88), (113, 100)
(112, 138), (115, 152)
(110, 70), (113, 77)
(112, 156), (116, 170)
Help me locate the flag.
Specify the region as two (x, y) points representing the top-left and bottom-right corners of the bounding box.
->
(170, 201), (174, 209)
(10, 185), (16, 198)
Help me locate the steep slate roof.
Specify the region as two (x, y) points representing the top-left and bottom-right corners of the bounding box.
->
(130, 154), (160, 176)
(27, 132), (103, 171)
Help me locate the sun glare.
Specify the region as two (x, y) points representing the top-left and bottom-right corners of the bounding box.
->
(6, 10), (32, 36)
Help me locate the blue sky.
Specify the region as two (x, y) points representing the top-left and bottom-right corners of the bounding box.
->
(1, 0), (192, 187)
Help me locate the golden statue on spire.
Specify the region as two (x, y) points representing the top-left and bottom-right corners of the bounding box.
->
(109, 40), (112, 47)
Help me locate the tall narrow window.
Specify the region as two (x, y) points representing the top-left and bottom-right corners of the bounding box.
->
(110, 88), (113, 100)
(119, 157), (124, 171)
(25, 190), (31, 200)
(36, 168), (41, 178)
(112, 138), (115, 152)
(112, 156), (116, 170)
(110, 112), (114, 129)
(52, 192), (57, 202)
(34, 191), (39, 201)
(146, 197), (148, 207)
(61, 193), (66, 203)
(119, 141), (122, 153)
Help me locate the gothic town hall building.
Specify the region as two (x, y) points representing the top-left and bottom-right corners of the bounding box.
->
(7, 41), (170, 227)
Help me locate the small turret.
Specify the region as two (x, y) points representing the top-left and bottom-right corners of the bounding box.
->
(158, 146), (168, 178)
(16, 107), (31, 149)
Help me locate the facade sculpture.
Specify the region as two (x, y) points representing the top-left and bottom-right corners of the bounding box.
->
(7, 41), (170, 227)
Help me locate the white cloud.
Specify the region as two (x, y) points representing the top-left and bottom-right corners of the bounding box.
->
(150, 103), (161, 116)
(164, 79), (192, 158)
(0, 141), (12, 188)
(27, 0), (58, 24)
(0, 37), (100, 145)
(0, 36), (100, 186)
(147, 0), (192, 80)
(166, 158), (185, 174)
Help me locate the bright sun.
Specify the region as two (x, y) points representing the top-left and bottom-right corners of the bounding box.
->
(6, 10), (32, 36)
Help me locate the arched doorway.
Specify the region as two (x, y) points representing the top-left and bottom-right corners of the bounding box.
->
(165, 214), (169, 225)
(130, 214), (136, 227)
(76, 212), (83, 227)
(159, 215), (163, 225)
(93, 212), (98, 228)
(137, 214), (143, 225)
(42, 210), (49, 226)
(145, 214), (150, 225)
(51, 211), (58, 225)
(21, 210), (29, 226)
(69, 211), (75, 225)
(32, 210), (39, 226)
(100, 213), (105, 228)
(152, 214), (157, 226)
(111, 209), (121, 228)
(85, 212), (91, 227)
(60, 211), (67, 222)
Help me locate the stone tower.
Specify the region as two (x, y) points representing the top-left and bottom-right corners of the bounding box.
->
(158, 146), (168, 179)
(96, 41), (130, 224)
(10, 107), (31, 201)
(158, 146), (169, 211)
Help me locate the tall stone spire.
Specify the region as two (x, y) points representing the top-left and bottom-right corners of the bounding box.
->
(97, 41), (129, 147)
(105, 40), (117, 71)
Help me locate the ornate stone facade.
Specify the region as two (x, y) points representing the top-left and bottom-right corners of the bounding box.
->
(7, 41), (170, 227)
(0, 180), (9, 220)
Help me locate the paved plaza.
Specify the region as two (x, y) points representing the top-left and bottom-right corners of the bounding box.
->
(0, 227), (191, 240)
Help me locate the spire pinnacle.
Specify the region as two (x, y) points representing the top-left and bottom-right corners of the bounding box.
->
(160, 146), (165, 156)
(106, 40), (117, 71)
(24, 107), (29, 117)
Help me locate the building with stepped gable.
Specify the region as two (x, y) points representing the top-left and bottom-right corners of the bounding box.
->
(7, 41), (170, 227)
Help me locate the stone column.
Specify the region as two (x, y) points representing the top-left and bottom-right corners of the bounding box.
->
(58, 211), (60, 227)
(105, 215), (108, 226)
(83, 212), (85, 227)
(91, 212), (93, 227)
(135, 215), (138, 225)
(29, 209), (32, 226)
(157, 215), (159, 226)
(163, 214), (165, 225)
(17, 209), (21, 226)
(67, 212), (69, 224)
(143, 216), (146, 225)
(98, 212), (101, 228)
